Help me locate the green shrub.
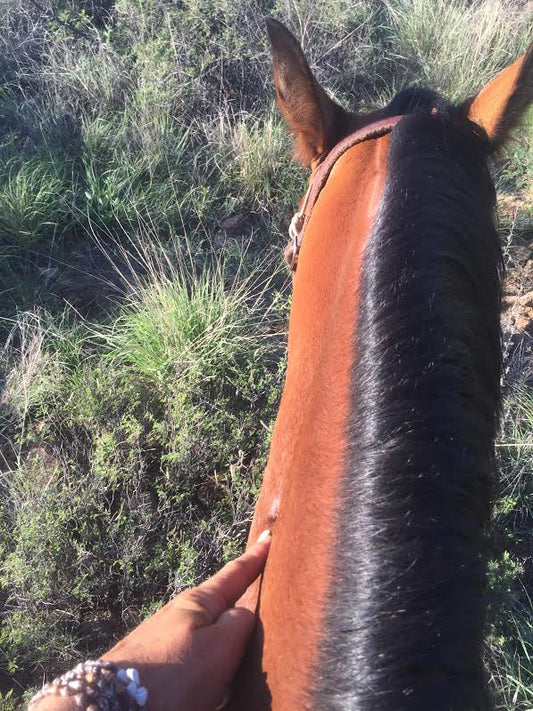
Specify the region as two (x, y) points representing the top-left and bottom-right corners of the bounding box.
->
(488, 376), (533, 709)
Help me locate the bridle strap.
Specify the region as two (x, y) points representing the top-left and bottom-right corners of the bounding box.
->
(285, 115), (404, 271)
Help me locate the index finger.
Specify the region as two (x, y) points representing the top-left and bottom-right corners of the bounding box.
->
(190, 531), (272, 624)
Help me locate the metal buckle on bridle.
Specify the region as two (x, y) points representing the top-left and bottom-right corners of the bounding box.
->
(286, 179), (314, 272)
(286, 210), (304, 270)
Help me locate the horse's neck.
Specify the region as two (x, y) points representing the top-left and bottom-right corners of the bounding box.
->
(265, 137), (389, 526)
(234, 116), (500, 711)
(235, 138), (390, 710)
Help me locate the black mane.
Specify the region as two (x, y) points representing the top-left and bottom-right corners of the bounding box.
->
(314, 110), (502, 709)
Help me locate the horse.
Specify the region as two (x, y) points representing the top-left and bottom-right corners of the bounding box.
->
(229, 20), (533, 711)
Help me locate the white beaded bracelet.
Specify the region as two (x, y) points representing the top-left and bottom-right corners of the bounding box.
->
(28, 660), (148, 711)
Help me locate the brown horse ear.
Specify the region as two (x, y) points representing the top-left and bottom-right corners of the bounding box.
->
(266, 18), (349, 165)
(464, 45), (533, 147)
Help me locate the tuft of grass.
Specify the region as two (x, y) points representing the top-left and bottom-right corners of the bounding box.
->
(103, 251), (278, 388)
(206, 109), (302, 211)
(0, 311), (61, 421)
(384, 0), (533, 100)
(0, 157), (71, 245)
(38, 40), (131, 119)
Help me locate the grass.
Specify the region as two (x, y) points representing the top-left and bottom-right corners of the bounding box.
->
(0, 157), (71, 245)
(99, 237), (285, 388)
(0, 0), (531, 707)
(488, 375), (533, 709)
(385, 0), (532, 99)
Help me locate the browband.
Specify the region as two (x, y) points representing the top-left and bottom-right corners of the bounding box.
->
(286, 115), (404, 271)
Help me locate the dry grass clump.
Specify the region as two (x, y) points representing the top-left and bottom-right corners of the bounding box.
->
(385, 0), (532, 99)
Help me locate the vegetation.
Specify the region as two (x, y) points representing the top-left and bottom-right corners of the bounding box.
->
(0, 0), (531, 707)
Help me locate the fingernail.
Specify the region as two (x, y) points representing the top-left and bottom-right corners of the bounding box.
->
(257, 529), (271, 543)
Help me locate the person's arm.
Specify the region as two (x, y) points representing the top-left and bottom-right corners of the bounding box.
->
(30, 532), (271, 711)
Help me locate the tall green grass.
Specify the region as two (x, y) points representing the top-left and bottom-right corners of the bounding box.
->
(0, 157), (71, 245)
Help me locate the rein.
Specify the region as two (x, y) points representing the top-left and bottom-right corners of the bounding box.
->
(285, 115), (404, 270)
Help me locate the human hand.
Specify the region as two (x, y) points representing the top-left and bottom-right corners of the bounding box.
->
(100, 530), (271, 711)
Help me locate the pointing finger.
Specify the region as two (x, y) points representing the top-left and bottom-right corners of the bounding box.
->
(184, 531), (272, 625)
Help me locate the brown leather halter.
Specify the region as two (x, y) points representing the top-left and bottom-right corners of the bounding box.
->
(285, 115), (404, 270)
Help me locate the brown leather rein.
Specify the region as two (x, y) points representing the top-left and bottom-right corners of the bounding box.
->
(285, 115), (404, 271)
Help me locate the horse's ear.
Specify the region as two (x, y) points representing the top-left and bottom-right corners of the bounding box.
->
(464, 45), (533, 147)
(266, 18), (348, 165)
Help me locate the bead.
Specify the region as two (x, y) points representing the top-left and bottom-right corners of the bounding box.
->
(126, 668), (140, 685)
(32, 658), (147, 711)
(126, 681), (138, 698)
(135, 686), (148, 706)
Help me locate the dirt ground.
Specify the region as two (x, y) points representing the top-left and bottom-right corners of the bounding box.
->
(500, 191), (533, 337)
(502, 246), (533, 334)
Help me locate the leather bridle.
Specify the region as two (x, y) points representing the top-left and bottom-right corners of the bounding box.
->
(285, 115), (404, 271)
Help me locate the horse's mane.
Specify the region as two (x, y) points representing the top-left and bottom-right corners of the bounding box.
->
(314, 108), (503, 710)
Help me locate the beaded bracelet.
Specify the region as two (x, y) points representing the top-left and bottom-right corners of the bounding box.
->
(28, 660), (148, 711)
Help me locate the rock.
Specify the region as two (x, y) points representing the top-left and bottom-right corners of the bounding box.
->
(220, 214), (246, 232)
